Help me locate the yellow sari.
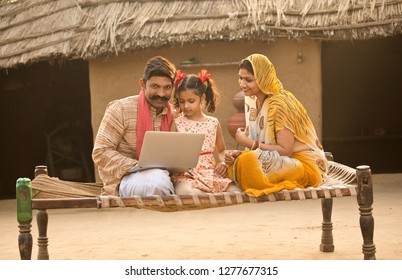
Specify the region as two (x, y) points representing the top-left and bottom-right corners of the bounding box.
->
(228, 54), (328, 197)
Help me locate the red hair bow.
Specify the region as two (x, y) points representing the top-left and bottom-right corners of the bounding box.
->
(175, 70), (187, 88)
(198, 69), (211, 83)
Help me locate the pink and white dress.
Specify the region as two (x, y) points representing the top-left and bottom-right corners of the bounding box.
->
(171, 115), (233, 193)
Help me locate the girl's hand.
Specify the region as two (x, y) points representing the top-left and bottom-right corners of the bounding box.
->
(225, 150), (242, 166)
(215, 162), (228, 177)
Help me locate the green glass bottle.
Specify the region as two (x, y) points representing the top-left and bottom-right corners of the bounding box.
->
(16, 178), (32, 224)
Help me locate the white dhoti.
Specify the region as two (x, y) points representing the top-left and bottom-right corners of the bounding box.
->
(119, 169), (174, 197)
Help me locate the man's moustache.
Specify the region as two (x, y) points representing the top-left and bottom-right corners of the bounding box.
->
(150, 96), (170, 101)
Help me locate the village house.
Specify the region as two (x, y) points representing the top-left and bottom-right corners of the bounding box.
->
(0, 0), (401, 198)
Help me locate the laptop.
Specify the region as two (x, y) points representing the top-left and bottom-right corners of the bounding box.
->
(130, 131), (205, 173)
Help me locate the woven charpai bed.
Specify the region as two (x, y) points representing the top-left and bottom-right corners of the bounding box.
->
(16, 153), (376, 260)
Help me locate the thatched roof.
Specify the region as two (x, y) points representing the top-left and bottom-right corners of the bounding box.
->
(0, 0), (401, 69)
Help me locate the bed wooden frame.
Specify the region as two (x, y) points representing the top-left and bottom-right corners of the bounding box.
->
(16, 153), (376, 260)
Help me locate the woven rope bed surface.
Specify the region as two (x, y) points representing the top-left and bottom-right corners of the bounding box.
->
(31, 161), (357, 212)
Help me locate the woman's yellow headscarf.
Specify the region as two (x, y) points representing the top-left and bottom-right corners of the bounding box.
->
(245, 54), (283, 95)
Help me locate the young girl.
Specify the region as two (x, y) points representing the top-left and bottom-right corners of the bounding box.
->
(170, 69), (241, 195)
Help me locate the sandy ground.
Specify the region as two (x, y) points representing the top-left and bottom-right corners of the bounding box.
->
(1, 173), (401, 260)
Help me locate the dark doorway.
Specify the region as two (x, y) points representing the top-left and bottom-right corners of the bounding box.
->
(322, 35), (402, 173)
(0, 60), (94, 199)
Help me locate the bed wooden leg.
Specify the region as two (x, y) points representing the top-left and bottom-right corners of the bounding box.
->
(34, 165), (50, 260)
(356, 165), (376, 260)
(37, 209), (49, 260)
(320, 198), (334, 252)
(18, 223), (32, 260)
(320, 151), (335, 252)
(16, 178), (33, 260)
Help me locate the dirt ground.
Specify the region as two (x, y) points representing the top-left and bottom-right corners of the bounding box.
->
(1, 173), (401, 260)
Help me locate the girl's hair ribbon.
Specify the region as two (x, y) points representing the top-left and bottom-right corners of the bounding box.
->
(198, 69), (211, 83)
(174, 69), (187, 88)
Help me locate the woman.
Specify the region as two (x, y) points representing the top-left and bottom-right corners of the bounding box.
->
(225, 54), (328, 197)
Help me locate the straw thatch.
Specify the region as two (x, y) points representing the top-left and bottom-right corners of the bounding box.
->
(0, 0), (401, 69)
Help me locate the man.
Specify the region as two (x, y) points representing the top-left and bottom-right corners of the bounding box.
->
(92, 56), (176, 196)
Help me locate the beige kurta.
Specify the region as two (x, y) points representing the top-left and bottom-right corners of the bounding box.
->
(92, 95), (170, 195)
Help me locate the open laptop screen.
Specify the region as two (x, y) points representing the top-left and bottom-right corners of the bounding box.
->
(130, 131), (205, 173)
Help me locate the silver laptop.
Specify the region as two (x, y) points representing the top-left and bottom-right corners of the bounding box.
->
(130, 131), (205, 173)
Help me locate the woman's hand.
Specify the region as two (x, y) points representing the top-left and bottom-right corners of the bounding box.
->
(225, 150), (242, 166)
(235, 126), (249, 146)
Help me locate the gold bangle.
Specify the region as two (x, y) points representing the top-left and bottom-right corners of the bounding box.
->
(250, 140), (256, 150)
(251, 140), (259, 150)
